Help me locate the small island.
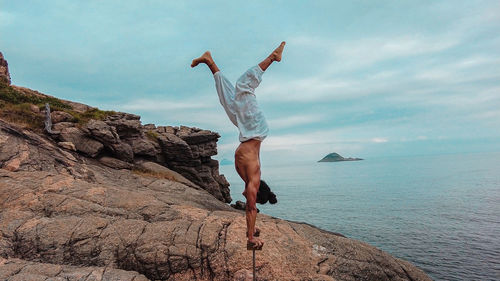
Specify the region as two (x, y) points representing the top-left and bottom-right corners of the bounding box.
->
(318, 152), (363, 162)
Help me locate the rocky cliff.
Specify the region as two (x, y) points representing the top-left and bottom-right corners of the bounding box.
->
(0, 52), (10, 85)
(0, 53), (431, 280)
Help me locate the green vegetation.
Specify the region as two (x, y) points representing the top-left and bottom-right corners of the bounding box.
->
(0, 81), (117, 130)
(0, 82), (71, 111)
(0, 101), (44, 130)
(132, 167), (177, 182)
(70, 108), (117, 125)
(145, 130), (159, 141)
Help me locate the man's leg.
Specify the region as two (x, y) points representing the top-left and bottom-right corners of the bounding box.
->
(192, 51), (238, 126)
(191, 51), (220, 74)
(234, 41), (286, 96)
(258, 41), (286, 71)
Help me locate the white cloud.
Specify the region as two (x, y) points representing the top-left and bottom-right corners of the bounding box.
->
(290, 33), (461, 74)
(372, 137), (388, 143)
(115, 98), (212, 111)
(267, 113), (325, 129)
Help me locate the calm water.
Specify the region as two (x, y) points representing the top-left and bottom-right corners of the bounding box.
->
(220, 152), (500, 281)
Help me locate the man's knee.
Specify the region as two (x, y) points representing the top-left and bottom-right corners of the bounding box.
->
(235, 72), (260, 93)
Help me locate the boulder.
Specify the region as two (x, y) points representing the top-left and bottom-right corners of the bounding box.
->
(157, 133), (193, 161)
(57, 141), (76, 151)
(125, 136), (160, 157)
(52, 121), (75, 132)
(230, 200), (261, 213)
(50, 111), (74, 123)
(59, 127), (103, 157)
(29, 104), (40, 113)
(86, 119), (119, 144)
(108, 141), (134, 162)
(105, 113), (142, 138)
(143, 123), (156, 130)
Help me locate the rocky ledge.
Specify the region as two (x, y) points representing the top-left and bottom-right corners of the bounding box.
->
(0, 52), (431, 280)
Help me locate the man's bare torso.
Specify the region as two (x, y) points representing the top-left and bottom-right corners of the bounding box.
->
(234, 139), (261, 185)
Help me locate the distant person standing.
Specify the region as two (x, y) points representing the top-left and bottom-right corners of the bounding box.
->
(191, 42), (284, 249)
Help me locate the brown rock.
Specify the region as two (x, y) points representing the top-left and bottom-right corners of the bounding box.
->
(143, 123), (156, 130)
(135, 160), (196, 187)
(50, 111), (74, 123)
(59, 127), (103, 157)
(86, 119), (119, 144)
(57, 141), (76, 151)
(105, 113), (142, 138)
(125, 136), (160, 157)
(0, 118), (432, 281)
(157, 133), (193, 161)
(29, 104), (40, 113)
(156, 125), (177, 134)
(99, 156), (134, 169)
(52, 121), (75, 132)
(0, 258), (149, 281)
(0, 52), (11, 85)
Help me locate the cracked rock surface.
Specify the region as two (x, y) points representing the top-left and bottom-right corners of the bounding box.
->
(0, 119), (431, 280)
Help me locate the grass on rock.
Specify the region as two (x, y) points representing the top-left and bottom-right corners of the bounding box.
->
(0, 81), (116, 130)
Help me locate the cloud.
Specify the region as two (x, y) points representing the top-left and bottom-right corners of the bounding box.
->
(116, 98), (212, 111)
(267, 113), (325, 129)
(290, 33), (461, 74)
(372, 137), (388, 143)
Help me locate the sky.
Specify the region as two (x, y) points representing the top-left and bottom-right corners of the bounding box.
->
(1, 1), (500, 164)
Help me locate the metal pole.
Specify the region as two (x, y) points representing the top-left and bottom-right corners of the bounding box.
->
(253, 248), (256, 281)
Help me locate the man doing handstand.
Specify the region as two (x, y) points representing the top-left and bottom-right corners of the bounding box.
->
(191, 41), (285, 250)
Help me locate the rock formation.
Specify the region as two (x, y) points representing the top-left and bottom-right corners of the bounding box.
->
(50, 111), (231, 202)
(0, 52), (10, 85)
(0, 53), (432, 280)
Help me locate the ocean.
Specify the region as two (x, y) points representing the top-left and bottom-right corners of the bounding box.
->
(220, 151), (500, 281)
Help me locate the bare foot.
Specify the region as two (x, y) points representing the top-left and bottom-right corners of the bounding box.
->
(270, 41), (286, 62)
(191, 51), (214, 67)
(247, 237), (264, 250)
